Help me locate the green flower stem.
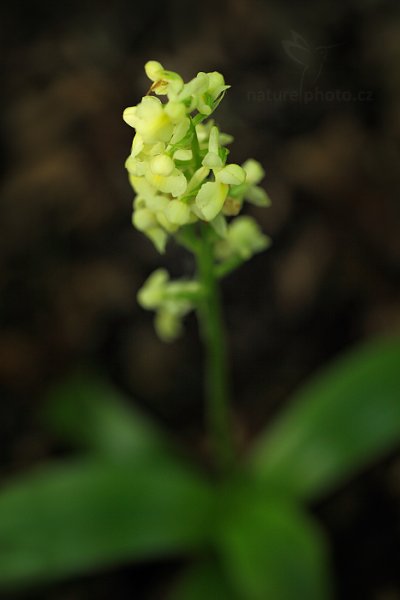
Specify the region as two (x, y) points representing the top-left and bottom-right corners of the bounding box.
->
(196, 224), (234, 472)
(191, 119), (201, 170)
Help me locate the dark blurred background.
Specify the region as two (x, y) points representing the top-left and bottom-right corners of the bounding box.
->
(1, 0), (400, 598)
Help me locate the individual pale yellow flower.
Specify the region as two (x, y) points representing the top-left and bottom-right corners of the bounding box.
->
(241, 159), (271, 207)
(144, 60), (184, 97)
(144, 154), (187, 197)
(178, 71), (230, 115)
(123, 97), (173, 144)
(137, 269), (169, 309)
(215, 216), (271, 261)
(195, 181), (229, 221)
(202, 127), (246, 185)
(137, 269), (201, 341)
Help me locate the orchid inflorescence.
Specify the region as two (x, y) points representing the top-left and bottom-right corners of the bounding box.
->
(123, 61), (271, 340)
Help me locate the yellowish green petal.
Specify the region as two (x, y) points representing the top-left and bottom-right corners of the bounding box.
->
(202, 152), (223, 169)
(173, 149), (193, 161)
(146, 168), (187, 197)
(165, 200), (191, 225)
(217, 163), (246, 185)
(245, 185), (271, 207)
(216, 216), (270, 261)
(125, 155), (146, 176)
(208, 126), (219, 154)
(132, 208), (157, 232)
(195, 181), (228, 221)
(170, 117), (190, 144)
(137, 268), (169, 309)
(146, 227), (168, 253)
(155, 309), (182, 342)
(242, 159), (265, 185)
(187, 166), (210, 193)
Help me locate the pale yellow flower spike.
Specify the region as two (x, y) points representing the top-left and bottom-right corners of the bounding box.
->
(123, 62), (271, 341)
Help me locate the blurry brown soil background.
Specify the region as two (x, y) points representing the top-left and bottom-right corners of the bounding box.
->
(1, 0), (400, 598)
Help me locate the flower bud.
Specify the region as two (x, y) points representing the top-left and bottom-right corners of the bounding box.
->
(145, 60), (164, 81)
(165, 200), (191, 225)
(150, 154), (174, 176)
(242, 159), (265, 185)
(132, 208), (157, 232)
(137, 269), (168, 309)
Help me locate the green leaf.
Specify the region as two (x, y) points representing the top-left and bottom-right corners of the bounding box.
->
(44, 373), (166, 458)
(250, 336), (400, 500)
(0, 458), (215, 590)
(216, 486), (331, 600)
(170, 561), (238, 600)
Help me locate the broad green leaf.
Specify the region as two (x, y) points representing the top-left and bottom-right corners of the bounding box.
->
(44, 373), (166, 458)
(170, 561), (238, 600)
(216, 486), (331, 600)
(250, 336), (400, 500)
(0, 458), (215, 590)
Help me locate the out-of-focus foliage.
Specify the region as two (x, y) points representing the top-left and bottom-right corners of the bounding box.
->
(0, 458), (214, 590)
(0, 376), (215, 590)
(170, 561), (238, 600)
(216, 484), (331, 600)
(250, 336), (400, 500)
(0, 336), (399, 597)
(44, 373), (167, 458)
